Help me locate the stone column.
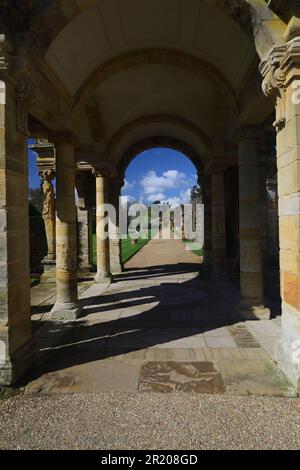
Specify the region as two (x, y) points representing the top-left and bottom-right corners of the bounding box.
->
(266, 175), (279, 271)
(93, 170), (111, 283)
(258, 161), (269, 273)
(0, 62), (35, 384)
(202, 174), (213, 273)
(209, 162), (226, 277)
(77, 205), (93, 272)
(237, 127), (270, 320)
(50, 134), (82, 320)
(76, 172), (95, 274)
(261, 35), (300, 389)
(40, 169), (56, 261)
(109, 177), (122, 275)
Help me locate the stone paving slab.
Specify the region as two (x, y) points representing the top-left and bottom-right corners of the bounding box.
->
(26, 238), (297, 397)
(217, 358), (296, 397)
(138, 361), (226, 393)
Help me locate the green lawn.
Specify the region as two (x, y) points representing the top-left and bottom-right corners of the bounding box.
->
(183, 239), (203, 257)
(92, 231), (155, 266)
(120, 236), (150, 264)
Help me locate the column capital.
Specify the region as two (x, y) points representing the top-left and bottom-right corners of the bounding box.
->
(0, 37), (37, 137)
(1, 67), (36, 138)
(92, 162), (118, 179)
(39, 169), (56, 183)
(92, 167), (111, 179)
(31, 139), (56, 174)
(260, 38), (300, 131)
(0, 35), (13, 75)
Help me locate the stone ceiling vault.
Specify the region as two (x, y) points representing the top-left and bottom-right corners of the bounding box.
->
(15, 0), (278, 165)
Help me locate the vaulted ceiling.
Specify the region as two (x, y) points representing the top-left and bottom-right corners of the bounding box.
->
(2, 0), (277, 167)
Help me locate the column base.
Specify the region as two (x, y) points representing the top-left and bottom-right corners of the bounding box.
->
(77, 267), (94, 280)
(40, 260), (56, 283)
(236, 300), (270, 320)
(50, 302), (83, 321)
(0, 338), (36, 386)
(110, 265), (122, 275)
(94, 272), (111, 284)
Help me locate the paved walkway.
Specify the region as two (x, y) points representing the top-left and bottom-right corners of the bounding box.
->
(25, 237), (295, 396)
(1, 237), (300, 450)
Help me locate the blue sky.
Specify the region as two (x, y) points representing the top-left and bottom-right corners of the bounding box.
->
(28, 140), (41, 189)
(122, 148), (197, 207)
(28, 144), (197, 207)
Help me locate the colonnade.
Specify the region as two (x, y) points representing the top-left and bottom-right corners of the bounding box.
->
(0, 117), (280, 385)
(34, 131), (276, 326)
(1, 39), (300, 393)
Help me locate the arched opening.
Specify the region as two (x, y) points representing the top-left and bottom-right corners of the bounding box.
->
(119, 146), (203, 268)
(0, 0), (296, 399)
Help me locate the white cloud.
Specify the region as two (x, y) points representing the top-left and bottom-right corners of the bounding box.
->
(120, 195), (136, 207)
(146, 192), (166, 203)
(140, 170), (187, 195)
(162, 188), (191, 208)
(181, 188), (192, 203)
(122, 179), (134, 193)
(139, 169), (189, 203)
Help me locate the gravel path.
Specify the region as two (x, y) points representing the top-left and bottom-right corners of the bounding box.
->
(0, 392), (300, 450)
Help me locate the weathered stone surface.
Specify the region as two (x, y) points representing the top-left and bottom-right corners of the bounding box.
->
(0, 76), (34, 384)
(217, 358), (296, 397)
(50, 137), (82, 319)
(138, 361), (225, 393)
(94, 172), (111, 283)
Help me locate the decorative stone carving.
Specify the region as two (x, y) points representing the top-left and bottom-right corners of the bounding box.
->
(40, 169), (56, 261)
(0, 35), (12, 72)
(15, 75), (35, 135)
(260, 40), (300, 131)
(261, 61), (286, 130)
(56, 241), (77, 272)
(41, 170), (55, 219)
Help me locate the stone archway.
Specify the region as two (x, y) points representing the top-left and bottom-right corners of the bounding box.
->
(1, 0), (300, 394)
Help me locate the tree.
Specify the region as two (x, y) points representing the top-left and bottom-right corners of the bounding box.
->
(190, 185), (202, 204)
(29, 187), (44, 214)
(190, 185), (202, 237)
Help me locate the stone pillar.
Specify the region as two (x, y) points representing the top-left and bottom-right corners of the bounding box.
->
(209, 163), (226, 276)
(237, 127), (270, 320)
(202, 174), (213, 273)
(50, 134), (82, 320)
(76, 172), (95, 274)
(0, 62), (35, 384)
(109, 177), (122, 275)
(261, 35), (300, 389)
(258, 161), (269, 273)
(266, 175), (279, 271)
(93, 170), (111, 283)
(40, 169), (56, 261)
(77, 205), (93, 272)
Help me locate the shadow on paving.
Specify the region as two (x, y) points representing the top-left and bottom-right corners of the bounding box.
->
(21, 262), (281, 388)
